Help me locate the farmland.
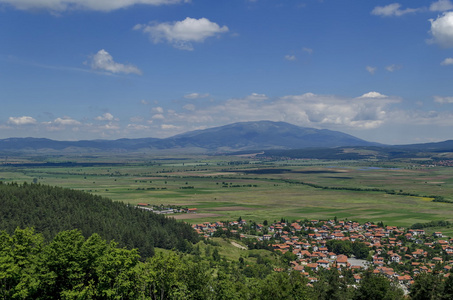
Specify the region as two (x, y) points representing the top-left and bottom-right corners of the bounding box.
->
(1, 153), (453, 231)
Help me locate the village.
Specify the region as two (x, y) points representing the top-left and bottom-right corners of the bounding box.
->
(192, 217), (453, 292)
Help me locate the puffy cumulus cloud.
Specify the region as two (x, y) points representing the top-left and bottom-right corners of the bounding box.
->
(371, 3), (419, 17)
(184, 92), (210, 99)
(429, 12), (453, 48)
(53, 117), (81, 126)
(430, 0), (453, 12)
(152, 106), (164, 113)
(285, 55), (296, 61)
(0, 0), (190, 12)
(159, 92), (400, 132)
(134, 17), (229, 50)
(88, 50), (142, 75)
(441, 57), (453, 65)
(434, 96), (453, 103)
(7, 116), (37, 125)
(99, 123), (120, 130)
(358, 91), (388, 98)
(152, 114), (165, 120)
(366, 66), (377, 74)
(95, 112), (115, 121)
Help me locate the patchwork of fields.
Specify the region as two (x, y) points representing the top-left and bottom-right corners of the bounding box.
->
(1, 155), (453, 232)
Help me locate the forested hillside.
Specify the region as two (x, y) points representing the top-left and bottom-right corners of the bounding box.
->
(0, 182), (198, 257)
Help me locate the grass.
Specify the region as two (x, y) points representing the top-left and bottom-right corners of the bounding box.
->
(2, 155), (453, 229)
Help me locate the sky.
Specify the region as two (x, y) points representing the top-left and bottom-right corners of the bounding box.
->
(1, 0), (453, 145)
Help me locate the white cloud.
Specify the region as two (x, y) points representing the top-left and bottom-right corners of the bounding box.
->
(0, 0), (190, 12)
(99, 123), (120, 130)
(88, 49), (142, 75)
(371, 3), (419, 17)
(429, 12), (453, 48)
(53, 117), (81, 126)
(152, 106), (164, 113)
(161, 124), (179, 130)
(127, 124), (150, 130)
(134, 17), (229, 50)
(245, 93), (268, 101)
(366, 66), (377, 74)
(95, 112), (115, 121)
(385, 64), (402, 72)
(7, 116), (37, 125)
(156, 92), (399, 133)
(285, 55), (296, 61)
(184, 92), (209, 99)
(430, 0), (453, 12)
(358, 92), (388, 98)
(441, 57), (453, 65)
(434, 96), (453, 103)
(152, 114), (165, 120)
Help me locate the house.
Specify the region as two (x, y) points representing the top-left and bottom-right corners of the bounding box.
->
(317, 260), (330, 268)
(306, 263), (318, 272)
(336, 254), (348, 268)
(391, 254), (401, 263)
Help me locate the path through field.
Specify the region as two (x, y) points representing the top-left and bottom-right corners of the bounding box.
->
(231, 241), (247, 250)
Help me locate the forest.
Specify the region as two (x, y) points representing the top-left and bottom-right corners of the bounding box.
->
(0, 182), (198, 258)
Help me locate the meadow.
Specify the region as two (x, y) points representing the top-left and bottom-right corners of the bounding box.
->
(1, 154), (453, 233)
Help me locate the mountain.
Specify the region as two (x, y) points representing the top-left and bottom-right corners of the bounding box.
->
(0, 121), (379, 153)
(153, 121), (379, 151)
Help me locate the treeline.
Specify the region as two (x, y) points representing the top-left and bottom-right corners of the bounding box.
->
(281, 178), (446, 202)
(259, 147), (422, 160)
(411, 220), (451, 229)
(0, 182), (198, 257)
(0, 228), (410, 300)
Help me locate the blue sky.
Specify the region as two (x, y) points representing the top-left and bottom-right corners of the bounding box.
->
(1, 0), (453, 144)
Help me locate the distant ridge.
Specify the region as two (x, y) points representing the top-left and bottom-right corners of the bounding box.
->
(0, 121), (380, 153)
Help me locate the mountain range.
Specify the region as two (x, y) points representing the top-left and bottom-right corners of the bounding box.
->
(0, 121), (378, 153)
(0, 120), (451, 156)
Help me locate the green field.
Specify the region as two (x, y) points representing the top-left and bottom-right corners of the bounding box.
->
(1, 154), (453, 228)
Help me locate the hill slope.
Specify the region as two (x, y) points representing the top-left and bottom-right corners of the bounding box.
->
(0, 182), (198, 257)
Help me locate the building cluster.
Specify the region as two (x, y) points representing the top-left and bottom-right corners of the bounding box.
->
(136, 203), (197, 214)
(193, 218), (453, 289)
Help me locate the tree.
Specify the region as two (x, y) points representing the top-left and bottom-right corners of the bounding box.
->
(254, 271), (309, 300)
(353, 271), (403, 300)
(410, 272), (443, 300)
(441, 273), (453, 300)
(312, 268), (352, 300)
(0, 228), (44, 299)
(138, 252), (188, 299)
